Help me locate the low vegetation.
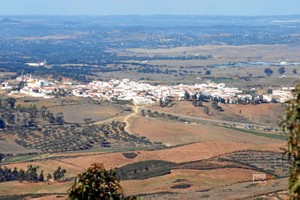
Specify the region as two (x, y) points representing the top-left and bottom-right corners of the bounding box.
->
(223, 126), (286, 141)
(0, 165), (66, 183)
(117, 160), (176, 180)
(141, 109), (190, 123)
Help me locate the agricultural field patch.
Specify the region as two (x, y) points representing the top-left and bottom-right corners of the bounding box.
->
(151, 101), (284, 127)
(122, 168), (257, 196)
(48, 103), (122, 124)
(128, 116), (283, 147)
(11, 121), (163, 154)
(116, 150), (288, 181)
(0, 181), (71, 197)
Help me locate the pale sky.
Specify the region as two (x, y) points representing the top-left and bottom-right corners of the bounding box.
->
(0, 0), (299, 15)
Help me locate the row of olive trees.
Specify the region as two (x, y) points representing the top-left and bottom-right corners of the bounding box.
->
(0, 165), (66, 183)
(264, 66), (297, 77)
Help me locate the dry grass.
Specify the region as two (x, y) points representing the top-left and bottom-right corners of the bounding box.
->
(0, 140), (36, 154)
(122, 168), (257, 195)
(125, 45), (300, 62)
(48, 104), (121, 123)
(16, 98), (63, 109)
(25, 195), (67, 200)
(151, 101), (284, 127)
(0, 181), (71, 196)
(129, 115), (283, 146)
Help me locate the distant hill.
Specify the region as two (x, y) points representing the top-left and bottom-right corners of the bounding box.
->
(0, 18), (21, 24)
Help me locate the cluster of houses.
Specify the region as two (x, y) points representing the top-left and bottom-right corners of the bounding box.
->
(0, 75), (293, 105)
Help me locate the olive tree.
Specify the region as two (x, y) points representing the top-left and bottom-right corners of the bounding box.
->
(68, 163), (138, 200)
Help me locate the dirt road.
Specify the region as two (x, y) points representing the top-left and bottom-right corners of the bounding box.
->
(123, 104), (140, 133)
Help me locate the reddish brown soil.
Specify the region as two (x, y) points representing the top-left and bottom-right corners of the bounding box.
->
(122, 168), (257, 195)
(129, 116), (283, 146)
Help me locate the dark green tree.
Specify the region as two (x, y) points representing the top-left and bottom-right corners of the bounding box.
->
(39, 170), (44, 182)
(68, 163), (137, 200)
(55, 112), (64, 125)
(184, 91), (190, 100)
(293, 69), (297, 74)
(278, 67), (286, 75)
(17, 169), (25, 182)
(8, 113), (15, 124)
(17, 81), (26, 90)
(205, 70), (211, 75)
(48, 113), (56, 124)
(12, 167), (18, 178)
(28, 104), (38, 119)
(53, 166), (66, 182)
(5, 98), (16, 109)
(264, 68), (273, 77)
(0, 118), (5, 129)
(25, 165), (38, 182)
(40, 106), (48, 119)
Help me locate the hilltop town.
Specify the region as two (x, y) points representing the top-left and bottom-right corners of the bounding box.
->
(1, 74), (293, 105)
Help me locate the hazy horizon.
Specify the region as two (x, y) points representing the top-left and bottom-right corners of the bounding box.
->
(1, 14), (300, 17)
(0, 0), (299, 16)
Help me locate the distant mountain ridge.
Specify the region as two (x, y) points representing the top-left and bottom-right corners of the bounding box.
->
(0, 18), (21, 24)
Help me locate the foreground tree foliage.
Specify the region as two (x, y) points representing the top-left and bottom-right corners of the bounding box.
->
(68, 163), (138, 200)
(281, 84), (300, 199)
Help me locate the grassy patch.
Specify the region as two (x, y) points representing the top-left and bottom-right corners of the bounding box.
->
(2, 154), (40, 164)
(223, 126), (286, 141)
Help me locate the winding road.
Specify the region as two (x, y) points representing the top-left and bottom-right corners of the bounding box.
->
(92, 104), (141, 134)
(123, 104), (140, 134)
